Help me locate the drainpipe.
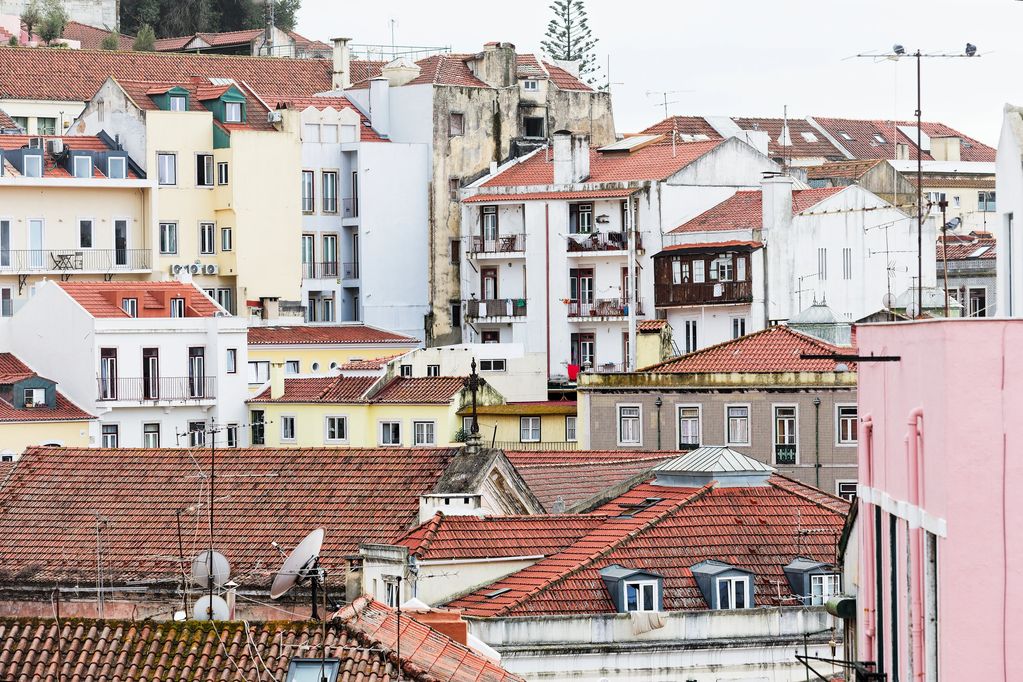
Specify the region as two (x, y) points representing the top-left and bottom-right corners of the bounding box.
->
(813, 396), (821, 489)
(860, 415), (880, 670)
(654, 396), (662, 450)
(906, 407), (926, 682)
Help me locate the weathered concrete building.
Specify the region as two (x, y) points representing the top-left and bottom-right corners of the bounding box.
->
(0, 0), (115, 30)
(938, 232), (996, 316)
(340, 42), (616, 345)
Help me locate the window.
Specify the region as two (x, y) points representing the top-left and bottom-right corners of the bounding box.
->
(773, 406), (797, 464)
(838, 131), (853, 141)
(810, 574), (841, 605)
(199, 222), (215, 254)
(250, 410), (265, 445)
(479, 359), (506, 371)
(37, 117), (56, 135)
(143, 423), (160, 448)
(969, 287), (988, 317)
(817, 247), (827, 280)
(448, 177), (461, 198)
(978, 191), (996, 212)
(711, 255), (733, 282)
(414, 421), (436, 446)
(221, 227), (233, 252)
(450, 302), (462, 328)
(843, 247), (852, 280)
(520, 416), (541, 443)
(726, 405), (750, 445)
(188, 421), (206, 447)
(0, 288), (10, 318)
(449, 112), (464, 136)
(286, 659), (341, 682)
(678, 406), (700, 449)
(157, 153), (176, 185)
(169, 95), (187, 111)
(279, 360), (298, 376)
(683, 320), (698, 353)
(953, 195), (961, 208)
(303, 123), (320, 142)
(73, 155), (92, 178)
(837, 481), (858, 502)
(481, 330), (500, 344)
(325, 416), (347, 442)
(671, 258), (683, 285)
(731, 317), (746, 339)
(225, 101), (242, 123)
(618, 405), (641, 445)
(217, 161), (229, 185)
(188, 347), (206, 398)
(226, 424), (238, 448)
(281, 416), (296, 441)
(301, 170), (314, 212)
(872, 133), (886, 144)
(322, 171), (338, 213)
(800, 131), (818, 143)
(23, 154), (42, 178)
(159, 222), (177, 254)
(226, 348), (237, 374)
(24, 387), (45, 407)
(170, 297), (185, 317)
(79, 219), (94, 248)
(624, 580), (657, 612)
(570, 332), (595, 367)
(450, 238), (460, 265)
(107, 157), (126, 179)
(691, 259), (705, 284)
(716, 576), (750, 609)
(569, 203), (593, 234)
(523, 116), (545, 137)
(380, 421), (401, 446)
(248, 361), (270, 384)
(216, 288), (233, 314)
(837, 405), (858, 445)
(426, 364), (440, 377)
(522, 79), (539, 91)
(196, 154), (214, 187)
(101, 424), (119, 448)
(565, 415), (577, 442)
(400, 364), (412, 377)
(481, 205), (499, 242)
(121, 298), (138, 317)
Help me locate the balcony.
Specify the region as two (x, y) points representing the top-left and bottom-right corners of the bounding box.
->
(655, 280), (753, 307)
(566, 231), (642, 254)
(469, 234), (526, 257)
(303, 261), (339, 279)
(342, 261), (359, 279)
(0, 249), (151, 274)
(342, 198), (359, 219)
(491, 440), (578, 451)
(567, 298), (643, 319)
(774, 444), (797, 465)
(464, 298), (527, 320)
(97, 376), (217, 402)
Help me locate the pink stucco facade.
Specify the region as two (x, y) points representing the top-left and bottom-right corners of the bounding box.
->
(856, 319), (1023, 681)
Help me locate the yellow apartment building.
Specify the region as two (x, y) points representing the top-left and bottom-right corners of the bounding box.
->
(457, 401), (578, 450)
(0, 353), (92, 457)
(0, 134), (153, 315)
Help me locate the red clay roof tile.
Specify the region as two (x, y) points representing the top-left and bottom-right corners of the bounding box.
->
(0, 107), (18, 130)
(249, 375), (377, 403)
(248, 325), (418, 346)
(812, 117), (996, 162)
(57, 281), (222, 318)
(370, 376), (464, 404)
(670, 187), (844, 233)
(464, 188), (636, 203)
(939, 235), (996, 260)
(61, 20), (135, 50)
(0, 354), (92, 423)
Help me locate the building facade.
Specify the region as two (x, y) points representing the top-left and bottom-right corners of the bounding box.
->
(0, 353), (92, 456)
(996, 103), (1023, 316)
(938, 232), (996, 316)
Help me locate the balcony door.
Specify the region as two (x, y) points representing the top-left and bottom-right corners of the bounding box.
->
(570, 268), (594, 316)
(481, 267), (498, 300)
(0, 220), (9, 268)
(482, 206), (499, 242)
(29, 219), (43, 269)
(301, 234), (314, 278)
(188, 347), (205, 398)
(100, 348), (117, 400)
(351, 231), (360, 277)
(142, 348), (159, 400)
(571, 333), (595, 368)
(114, 219), (128, 267)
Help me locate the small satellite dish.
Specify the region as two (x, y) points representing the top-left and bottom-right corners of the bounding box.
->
(173, 610), (187, 622)
(191, 550), (231, 588)
(270, 528), (325, 599)
(906, 301), (920, 319)
(193, 594), (230, 621)
(881, 292), (896, 310)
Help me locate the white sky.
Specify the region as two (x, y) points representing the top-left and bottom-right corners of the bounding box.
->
(296, 0), (1020, 146)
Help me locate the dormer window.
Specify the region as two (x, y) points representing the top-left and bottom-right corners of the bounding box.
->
(599, 564), (664, 613)
(170, 297), (185, 317)
(523, 79), (539, 91)
(73, 156), (92, 178)
(839, 131), (853, 141)
(24, 154), (42, 178)
(716, 575), (751, 609)
(784, 557), (840, 606)
(691, 559), (755, 610)
(225, 101), (243, 123)
(811, 573), (841, 605)
(122, 298), (138, 317)
(24, 387), (46, 408)
(107, 157), (126, 179)
(169, 95), (187, 111)
(873, 133), (887, 144)
(625, 580), (658, 612)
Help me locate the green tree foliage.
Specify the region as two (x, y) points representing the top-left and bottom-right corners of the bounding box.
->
(19, 0), (42, 39)
(133, 24), (156, 51)
(541, 0), (600, 84)
(119, 0), (301, 39)
(100, 30), (120, 50)
(38, 0), (68, 45)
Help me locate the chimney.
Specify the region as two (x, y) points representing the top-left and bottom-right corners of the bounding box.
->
(553, 130), (590, 185)
(407, 607), (469, 646)
(572, 133), (590, 183)
(477, 41), (517, 88)
(261, 297), (280, 321)
(761, 175), (794, 232)
(381, 57), (421, 87)
(930, 136), (961, 162)
(331, 37), (352, 90)
(270, 361), (285, 399)
(368, 77), (390, 138)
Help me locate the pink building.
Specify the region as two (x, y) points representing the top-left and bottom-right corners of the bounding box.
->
(855, 319), (1023, 681)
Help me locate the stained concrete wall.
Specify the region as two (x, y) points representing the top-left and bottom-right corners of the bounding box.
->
(0, 0), (116, 29)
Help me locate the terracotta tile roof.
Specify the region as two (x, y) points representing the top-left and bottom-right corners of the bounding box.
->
(543, 61), (592, 91)
(0, 135), (142, 178)
(641, 325), (852, 374)
(939, 235), (996, 260)
(0, 446), (459, 586)
(400, 513), (606, 560)
(659, 239), (764, 253)
(370, 376), (465, 404)
(638, 319), (668, 332)
(506, 450), (674, 511)
(456, 400), (577, 417)
(639, 115), (723, 140)
(908, 174), (995, 189)
(339, 353), (404, 370)
(115, 77), (273, 131)
(0, 354), (92, 423)
(61, 21), (135, 50)
(0, 597), (522, 682)
(405, 54), (489, 88)
(464, 188), (636, 203)
(153, 28), (332, 53)
(670, 187), (844, 233)
(57, 281), (222, 318)
(248, 324), (418, 346)
(733, 116), (846, 160)
(0, 107), (19, 130)
(249, 375), (377, 403)
(805, 158), (886, 181)
(446, 475), (847, 616)
(0, 46), (336, 103)
(272, 95), (387, 142)
(482, 140), (726, 187)
(515, 53), (546, 78)
(812, 117), (996, 162)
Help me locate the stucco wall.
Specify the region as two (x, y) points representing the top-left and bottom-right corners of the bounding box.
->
(0, 0), (115, 28)
(0, 419), (91, 454)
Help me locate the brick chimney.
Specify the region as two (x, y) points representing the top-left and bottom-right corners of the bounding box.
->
(332, 37), (352, 89)
(408, 607), (469, 646)
(553, 130), (590, 185)
(761, 175), (794, 232)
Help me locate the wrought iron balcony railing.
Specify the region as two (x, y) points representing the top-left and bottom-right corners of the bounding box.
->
(0, 249), (150, 273)
(97, 376), (217, 402)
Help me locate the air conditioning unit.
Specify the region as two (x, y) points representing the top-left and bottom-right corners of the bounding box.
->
(171, 264), (185, 275)
(28, 137), (44, 149)
(204, 264), (219, 275)
(46, 139), (64, 155)
(189, 263), (201, 274)
(267, 110), (283, 124)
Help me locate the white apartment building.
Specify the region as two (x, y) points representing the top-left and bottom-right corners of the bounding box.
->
(656, 176), (931, 349)
(997, 104), (1023, 316)
(458, 132), (777, 378)
(6, 280), (248, 448)
(285, 95), (430, 339)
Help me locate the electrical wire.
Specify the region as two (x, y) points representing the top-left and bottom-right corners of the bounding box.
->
(209, 618), (248, 681)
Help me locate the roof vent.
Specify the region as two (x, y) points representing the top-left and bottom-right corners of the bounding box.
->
(652, 445), (775, 488)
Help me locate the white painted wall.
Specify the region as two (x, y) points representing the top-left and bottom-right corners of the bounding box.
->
(389, 344), (547, 402)
(996, 105), (1023, 316)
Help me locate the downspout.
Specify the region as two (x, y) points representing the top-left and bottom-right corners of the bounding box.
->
(545, 204), (551, 379)
(860, 415), (880, 669)
(654, 396), (662, 450)
(906, 406), (926, 682)
(813, 396), (821, 488)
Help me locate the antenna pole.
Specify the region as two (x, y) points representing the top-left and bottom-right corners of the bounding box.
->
(311, 561), (319, 620)
(176, 509), (188, 615)
(208, 420), (216, 619)
(916, 49), (923, 319)
(396, 575), (403, 681)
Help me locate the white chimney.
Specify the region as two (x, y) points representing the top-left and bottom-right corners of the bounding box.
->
(270, 361), (285, 400)
(553, 130), (573, 185)
(572, 133), (590, 183)
(368, 77), (390, 138)
(761, 175), (794, 232)
(332, 37), (352, 89)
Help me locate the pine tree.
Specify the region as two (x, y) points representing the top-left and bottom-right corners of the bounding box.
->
(541, 0), (600, 84)
(133, 24), (156, 50)
(100, 31), (120, 50)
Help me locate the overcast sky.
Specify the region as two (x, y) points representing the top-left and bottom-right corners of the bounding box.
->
(297, 0), (1020, 146)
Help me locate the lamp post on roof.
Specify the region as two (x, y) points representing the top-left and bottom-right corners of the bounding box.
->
(463, 359), (486, 453)
(852, 43), (980, 319)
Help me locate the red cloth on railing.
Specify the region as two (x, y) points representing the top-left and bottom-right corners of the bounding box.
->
(567, 364), (580, 381)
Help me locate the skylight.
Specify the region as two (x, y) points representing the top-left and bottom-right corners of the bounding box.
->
(800, 132), (818, 143)
(873, 134), (887, 144)
(967, 246), (990, 258)
(839, 132), (853, 141)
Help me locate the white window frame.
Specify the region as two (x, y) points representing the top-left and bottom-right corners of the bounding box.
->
(565, 415), (577, 442)
(810, 573), (841, 605)
(225, 348), (237, 374)
(100, 423), (119, 448)
(426, 364), (440, 377)
(379, 421), (402, 446)
(325, 415), (348, 444)
(725, 403), (751, 446)
(157, 152), (176, 185)
(479, 359), (506, 372)
(248, 360), (270, 384)
(23, 154), (42, 178)
(188, 421), (206, 447)
(170, 297), (185, 318)
(967, 285), (988, 317)
(400, 364), (412, 378)
(199, 222), (216, 254)
(169, 95), (187, 111)
(122, 297), (138, 317)
(285, 360), (300, 375)
(221, 227), (233, 252)
(280, 415), (297, 442)
(159, 222), (178, 255)
(772, 403), (799, 464)
(522, 79), (539, 91)
(78, 217), (94, 249)
(226, 424), (239, 448)
(715, 575), (751, 610)
(676, 404), (702, 449)
(623, 579), (658, 612)
(413, 420), (436, 446)
(142, 422), (161, 448)
(835, 403), (858, 446)
(519, 416), (541, 443)
(73, 155), (93, 178)
(322, 170), (338, 213)
(731, 316), (746, 339)
(196, 153), (214, 187)
(224, 101), (242, 123)
(25, 387), (46, 406)
(301, 170), (315, 213)
(617, 403), (642, 447)
(217, 161), (229, 185)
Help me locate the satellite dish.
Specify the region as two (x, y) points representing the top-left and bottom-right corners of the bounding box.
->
(270, 528), (325, 599)
(191, 550), (230, 588)
(881, 292), (896, 310)
(193, 594), (230, 621)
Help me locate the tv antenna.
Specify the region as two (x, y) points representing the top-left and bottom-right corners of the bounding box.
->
(271, 528), (327, 620)
(645, 90), (693, 119)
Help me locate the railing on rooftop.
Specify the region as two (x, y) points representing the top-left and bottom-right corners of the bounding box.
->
(0, 249), (150, 273)
(97, 376), (217, 402)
